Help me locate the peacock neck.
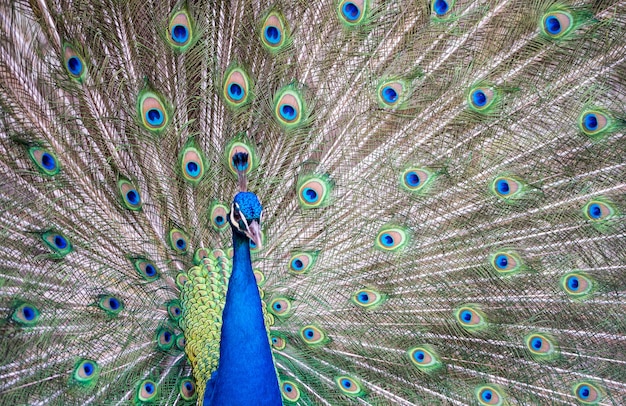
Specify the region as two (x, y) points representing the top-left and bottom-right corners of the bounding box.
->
(206, 231), (282, 405)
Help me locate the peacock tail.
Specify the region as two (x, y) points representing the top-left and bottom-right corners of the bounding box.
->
(1, 0), (625, 404)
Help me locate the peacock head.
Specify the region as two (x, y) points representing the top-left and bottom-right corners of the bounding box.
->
(229, 192), (263, 249)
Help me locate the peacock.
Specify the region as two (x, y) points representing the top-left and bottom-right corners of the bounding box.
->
(0, 0), (625, 404)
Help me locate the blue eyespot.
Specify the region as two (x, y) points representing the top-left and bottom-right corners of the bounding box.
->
(380, 233), (394, 247)
(578, 385), (591, 399)
(54, 235), (68, 249)
(587, 204), (602, 219)
(433, 0), (449, 16)
(23, 306), (35, 320)
(302, 188), (318, 203)
(496, 179), (510, 195)
(341, 378), (352, 389)
(342, 3), (360, 21)
(481, 389), (493, 402)
(461, 310), (473, 322)
(144, 382), (155, 394)
(472, 90), (487, 107)
(126, 190), (140, 205)
(265, 26), (281, 44)
(495, 254), (508, 269)
(280, 104), (296, 121)
(176, 239), (186, 250)
(83, 362), (94, 376)
(357, 292), (369, 303)
(567, 276), (579, 291)
(531, 337), (543, 350)
(414, 350), (425, 361)
(146, 109), (164, 126)
(405, 171), (420, 187)
(215, 215), (225, 225)
(583, 114), (598, 131)
(228, 83), (243, 101)
(382, 86), (398, 103)
(67, 56), (83, 76)
(186, 162), (200, 177)
(171, 25), (189, 44)
(291, 259), (304, 270)
(108, 297), (120, 310)
(545, 16), (561, 34)
(41, 153), (56, 170)
(249, 239), (257, 249)
(273, 302), (282, 311)
(163, 331), (172, 342)
(304, 328), (314, 338)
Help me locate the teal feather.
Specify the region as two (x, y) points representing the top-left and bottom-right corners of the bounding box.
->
(1, 0), (625, 405)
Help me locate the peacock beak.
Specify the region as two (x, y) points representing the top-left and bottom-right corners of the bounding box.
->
(245, 220), (263, 250)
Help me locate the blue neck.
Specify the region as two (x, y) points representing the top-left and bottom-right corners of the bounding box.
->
(205, 231), (282, 405)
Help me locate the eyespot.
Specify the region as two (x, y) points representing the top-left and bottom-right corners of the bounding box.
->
(137, 90), (170, 133)
(42, 231), (73, 257)
(270, 332), (287, 350)
(583, 199), (615, 221)
(168, 10), (194, 51)
(280, 380), (301, 402)
(176, 333), (186, 351)
(261, 11), (289, 52)
(300, 325), (328, 345)
(226, 139), (256, 175)
(63, 44), (86, 82)
(524, 333), (558, 360)
(489, 251), (523, 275)
(297, 176), (332, 209)
(133, 258), (160, 281)
(167, 300), (182, 321)
(408, 345), (443, 373)
(12, 303), (40, 326)
(193, 248), (212, 265)
(175, 272), (189, 288)
(541, 10), (573, 39)
(338, 0), (368, 25)
(400, 167), (434, 193)
(335, 376), (365, 397)
(468, 85), (497, 113)
(490, 176), (524, 199)
(455, 305), (486, 331)
(475, 384), (505, 406)
(352, 288), (386, 309)
(288, 251), (318, 275)
(579, 110), (612, 138)
(137, 379), (158, 402)
(560, 272), (593, 299)
(269, 298), (292, 317)
(98, 295), (124, 315)
(179, 377), (196, 401)
(169, 228), (189, 254)
(180, 144), (206, 184)
(72, 359), (100, 388)
(375, 226), (408, 252)
(572, 381), (602, 404)
(28, 147), (60, 176)
(377, 80), (405, 108)
(208, 203), (230, 231)
(431, 0), (455, 18)
(223, 66), (252, 108)
(254, 269), (266, 286)
(156, 327), (175, 351)
(118, 179), (142, 210)
(274, 86), (306, 129)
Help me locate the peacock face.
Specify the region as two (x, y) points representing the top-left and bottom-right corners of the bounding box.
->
(230, 192), (263, 248)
